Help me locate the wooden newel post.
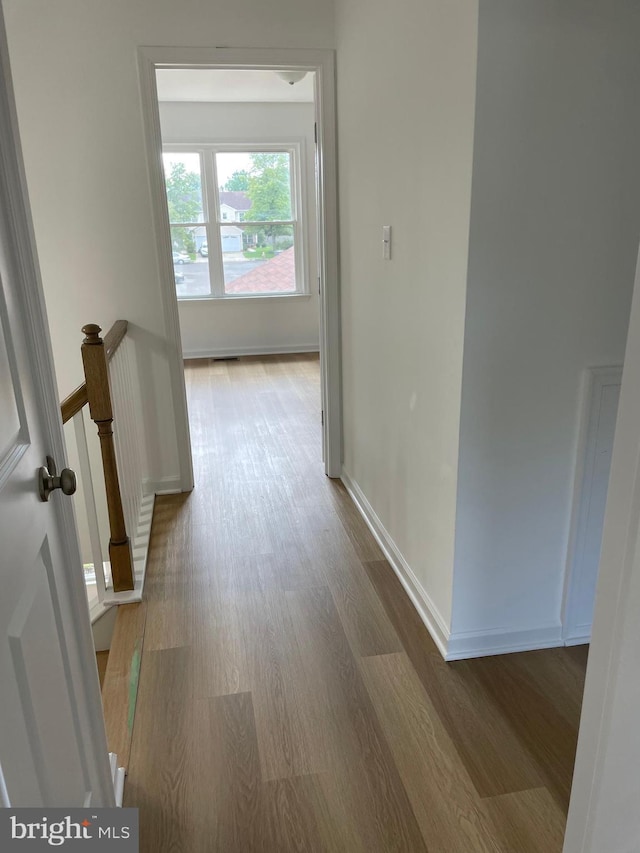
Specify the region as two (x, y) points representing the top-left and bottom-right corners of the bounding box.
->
(81, 324), (134, 592)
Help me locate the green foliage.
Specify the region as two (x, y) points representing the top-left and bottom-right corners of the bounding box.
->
(184, 231), (196, 256)
(165, 154), (294, 258)
(245, 153), (292, 248)
(170, 226), (197, 257)
(165, 162), (202, 224)
(222, 170), (250, 191)
(246, 153), (292, 221)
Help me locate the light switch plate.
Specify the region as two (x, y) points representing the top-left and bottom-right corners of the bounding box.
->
(382, 225), (391, 260)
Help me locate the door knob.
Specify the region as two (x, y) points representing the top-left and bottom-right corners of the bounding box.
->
(38, 455), (77, 502)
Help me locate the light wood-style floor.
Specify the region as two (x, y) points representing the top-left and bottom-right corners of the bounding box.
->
(121, 354), (588, 852)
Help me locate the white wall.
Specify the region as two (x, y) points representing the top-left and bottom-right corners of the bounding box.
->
(335, 0), (479, 631)
(451, 0), (640, 654)
(159, 101), (320, 357)
(2, 0), (333, 488)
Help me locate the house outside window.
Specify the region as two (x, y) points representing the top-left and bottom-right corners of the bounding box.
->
(162, 144), (308, 299)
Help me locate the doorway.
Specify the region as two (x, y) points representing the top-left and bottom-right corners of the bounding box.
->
(137, 48), (341, 485)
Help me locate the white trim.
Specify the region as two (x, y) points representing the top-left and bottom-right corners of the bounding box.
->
(341, 468), (567, 662)
(340, 469), (450, 658)
(178, 292), (313, 303)
(90, 605), (117, 651)
(108, 753), (125, 807)
(0, 9), (116, 807)
(142, 475), (183, 496)
(564, 633), (591, 648)
(183, 343), (319, 359)
(137, 52), (194, 494)
(446, 624), (564, 661)
(88, 596), (111, 626)
(114, 767), (125, 808)
(137, 47), (342, 479)
(0, 760), (10, 807)
(101, 590), (143, 607)
(561, 365), (623, 646)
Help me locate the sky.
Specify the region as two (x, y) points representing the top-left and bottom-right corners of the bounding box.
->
(215, 152), (253, 187)
(162, 151), (254, 190)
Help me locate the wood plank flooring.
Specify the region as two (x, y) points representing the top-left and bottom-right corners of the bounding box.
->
(96, 650), (109, 689)
(101, 602), (147, 769)
(122, 354), (588, 852)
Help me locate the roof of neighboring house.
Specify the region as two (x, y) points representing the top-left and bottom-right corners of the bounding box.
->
(219, 191), (252, 211)
(225, 246), (295, 294)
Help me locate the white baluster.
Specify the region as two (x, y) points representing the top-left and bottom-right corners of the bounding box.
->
(73, 409), (107, 604)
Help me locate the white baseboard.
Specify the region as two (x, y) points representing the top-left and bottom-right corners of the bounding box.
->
(445, 623), (564, 661)
(564, 632), (591, 647)
(91, 604), (118, 648)
(143, 475), (183, 496)
(182, 343), (320, 360)
(340, 470), (451, 659)
(341, 468), (568, 662)
(109, 753), (125, 807)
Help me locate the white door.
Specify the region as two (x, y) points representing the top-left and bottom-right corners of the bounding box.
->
(564, 246), (640, 850)
(0, 13), (115, 808)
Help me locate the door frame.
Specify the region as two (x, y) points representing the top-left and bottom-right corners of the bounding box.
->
(563, 244), (640, 851)
(137, 47), (342, 481)
(0, 9), (115, 806)
(561, 365), (622, 646)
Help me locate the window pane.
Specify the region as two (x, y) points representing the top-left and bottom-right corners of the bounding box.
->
(162, 152), (205, 224)
(222, 224), (296, 294)
(171, 226), (210, 297)
(216, 151), (292, 222)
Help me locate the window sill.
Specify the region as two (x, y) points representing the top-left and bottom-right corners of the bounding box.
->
(177, 292), (312, 304)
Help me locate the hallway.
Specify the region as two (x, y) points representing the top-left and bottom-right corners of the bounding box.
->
(122, 354), (587, 851)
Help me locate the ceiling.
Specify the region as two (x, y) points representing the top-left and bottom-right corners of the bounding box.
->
(155, 69), (315, 103)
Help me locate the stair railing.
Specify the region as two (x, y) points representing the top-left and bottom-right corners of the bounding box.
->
(60, 321), (153, 615)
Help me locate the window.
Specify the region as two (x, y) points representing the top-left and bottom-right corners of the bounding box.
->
(162, 151), (210, 298)
(162, 145), (307, 299)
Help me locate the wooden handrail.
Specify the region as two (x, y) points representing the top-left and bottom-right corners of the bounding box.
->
(61, 384), (88, 425)
(80, 322), (134, 592)
(104, 320), (128, 361)
(60, 320), (128, 424)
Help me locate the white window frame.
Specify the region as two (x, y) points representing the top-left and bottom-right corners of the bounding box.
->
(164, 141), (308, 300)
(163, 149), (208, 280)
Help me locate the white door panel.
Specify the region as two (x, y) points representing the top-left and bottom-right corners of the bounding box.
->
(6, 543), (89, 806)
(0, 8), (114, 807)
(564, 249), (640, 851)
